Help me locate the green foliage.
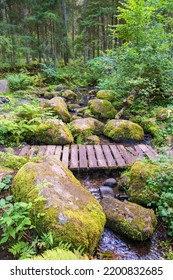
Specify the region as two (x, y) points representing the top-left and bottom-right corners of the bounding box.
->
(0, 200), (33, 244)
(40, 63), (59, 83)
(8, 241), (36, 260)
(7, 73), (34, 91)
(30, 247), (89, 260)
(87, 53), (116, 74)
(0, 103), (54, 145)
(161, 240), (173, 260)
(0, 152), (41, 170)
(146, 156), (173, 236)
(0, 175), (13, 192)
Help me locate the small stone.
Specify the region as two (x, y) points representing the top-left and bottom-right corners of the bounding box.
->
(99, 186), (114, 198)
(103, 178), (117, 188)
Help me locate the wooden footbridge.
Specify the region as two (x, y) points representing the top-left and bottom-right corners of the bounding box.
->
(14, 143), (158, 170)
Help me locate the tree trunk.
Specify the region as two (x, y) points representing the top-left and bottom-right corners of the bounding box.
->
(61, 0), (69, 65)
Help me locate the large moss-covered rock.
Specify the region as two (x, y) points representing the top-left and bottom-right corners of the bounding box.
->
(104, 119), (144, 142)
(127, 161), (160, 205)
(33, 119), (74, 145)
(60, 90), (78, 100)
(88, 99), (117, 119)
(155, 108), (173, 120)
(44, 97), (71, 123)
(96, 90), (114, 101)
(11, 156), (106, 253)
(70, 117), (104, 135)
(140, 118), (159, 136)
(101, 196), (157, 241)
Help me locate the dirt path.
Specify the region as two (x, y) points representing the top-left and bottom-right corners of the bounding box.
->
(0, 80), (8, 92)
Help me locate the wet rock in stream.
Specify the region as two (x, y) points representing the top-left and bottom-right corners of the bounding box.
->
(75, 171), (166, 260)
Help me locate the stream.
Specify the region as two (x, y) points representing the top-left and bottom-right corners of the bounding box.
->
(75, 171), (166, 260)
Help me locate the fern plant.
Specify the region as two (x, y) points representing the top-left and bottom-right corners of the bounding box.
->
(8, 241), (36, 260)
(7, 73), (34, 91)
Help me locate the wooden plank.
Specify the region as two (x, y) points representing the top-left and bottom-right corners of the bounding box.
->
(116, 144), (135, 165)
(19, 145), (31, 156)
(86, 145), (98, 168)
(102, 145), (116, 167)
(70, 145), (78, 169)
(94, 145), (107, 168)
(27, 146), (38, 157)
(137, 144), (157, 160)
(109, 145), (126, 167)
(37, 145), (47, 155)
(79, 145), (88, 169)
(146, 145), (158, 159)
(125, 145), (138, 156)
(54, 146), (62, 159)
(61, 145), (70, 167)
(133, 144), (144, 158)
(44, 145), (56, 156)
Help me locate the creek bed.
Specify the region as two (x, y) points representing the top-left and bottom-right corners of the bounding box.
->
(74, 170), (166, 260)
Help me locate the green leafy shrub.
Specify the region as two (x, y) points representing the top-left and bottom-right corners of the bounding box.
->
(0, 104), (54, 145)
(7, 73), (34, 91)
(146, 156), (173, 236)
(0, 200), (33, 244)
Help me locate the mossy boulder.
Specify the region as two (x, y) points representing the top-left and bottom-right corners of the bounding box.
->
(155, 108), (173, 120)
(33, 119), (74, 145)
(127, 161), (160, 205)
(43, 91), (56, 99)
(44, 97), (71, 123)
(60, 90), (78, 100)
(86, 135), (100, 144)
(104, 119), (144, 142)
(96, 90), (114, 101)
(140, 118), (159, 136)
(88, 99), (117, 119)
(70, 117), (104, 135)
(101, 196), (157, 241)
(11, 156), (106, 254)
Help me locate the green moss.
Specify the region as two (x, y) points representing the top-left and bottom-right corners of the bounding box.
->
(155, 108), (173, 120)
(128, 161), (160, 205)
(96, 90), (114, 101)
(11, 157), (105, 254)
(44, 97), (71, 123)
(104, 120), (144, 142)
(88, 99), (117, 119)
(34, 119), (74, 145)
(102, 197), (157, 241)
(141, 118), (160, 136)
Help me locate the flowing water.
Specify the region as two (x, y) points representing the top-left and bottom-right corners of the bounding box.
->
(75, 171), (166, 260)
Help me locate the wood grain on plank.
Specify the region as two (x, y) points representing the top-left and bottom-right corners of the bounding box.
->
(37, 145), (47, 155)
(86, 145), (98, 168)
(94, 145), (107, 168)
(70, 145), (78, 169)
(116, 144), (135, 165)
(54, 146), (62, 159)
(102, 145), (116, 167)
(44, 145), (56, 156)
(109, 145), (126, 167)
(79, 145), (88, 169)
(61, 145), (70, 167)
(137, 144), (157, 159)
